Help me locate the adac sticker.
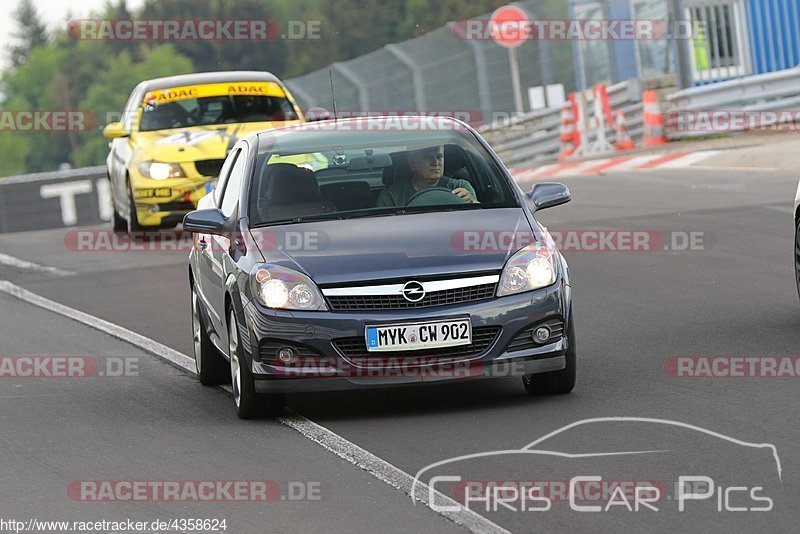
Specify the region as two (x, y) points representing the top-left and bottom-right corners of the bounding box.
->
(143, 81), (285, 105)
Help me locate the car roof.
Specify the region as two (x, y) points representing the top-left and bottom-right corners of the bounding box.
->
(253, 115), (473, 140)
(246, 115), (477, 154)
(137, 71), (282, 92)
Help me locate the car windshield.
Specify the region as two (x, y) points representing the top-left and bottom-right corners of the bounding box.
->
(139, 95), (299, 132)
(249, 122), (519, 226)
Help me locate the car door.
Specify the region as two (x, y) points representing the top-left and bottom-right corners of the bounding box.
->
(206, 145), (248, 339)
(194, 147), (241, 340)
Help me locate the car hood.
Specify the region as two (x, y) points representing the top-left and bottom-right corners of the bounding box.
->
(251, 208), (536, 286)
(132, 121), (300, 163)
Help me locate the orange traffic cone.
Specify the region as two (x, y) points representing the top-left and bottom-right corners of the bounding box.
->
(642, 90), (668, 147)
(558, 100), (579, 161)
(614, 109), (635, 151)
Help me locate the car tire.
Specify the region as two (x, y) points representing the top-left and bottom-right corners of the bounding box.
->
(795, 220), (800, 300)
(127, 180), (142, 233)
(522, 313), (576, 395)
(192, 286), (227, 386)
(228, 307), (285, 419)
(112, 205), (127, 233)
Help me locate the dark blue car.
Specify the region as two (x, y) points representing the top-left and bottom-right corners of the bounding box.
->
(185, 117), (575, 418)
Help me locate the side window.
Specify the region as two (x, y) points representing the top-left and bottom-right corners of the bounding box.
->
(220, 150), (247, 218)
(213, 149), (240, 206)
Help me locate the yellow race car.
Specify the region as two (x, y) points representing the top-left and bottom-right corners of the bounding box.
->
(104, 71), (319, 232)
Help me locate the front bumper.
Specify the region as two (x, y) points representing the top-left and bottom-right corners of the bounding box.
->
(241, 279), (571, 393)
(130, 171), (218, 227)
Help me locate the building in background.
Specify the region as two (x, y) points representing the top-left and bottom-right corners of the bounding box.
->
(569, 0), (800, 87)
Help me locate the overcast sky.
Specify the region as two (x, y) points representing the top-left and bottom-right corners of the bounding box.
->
(0, 0), (145, 70)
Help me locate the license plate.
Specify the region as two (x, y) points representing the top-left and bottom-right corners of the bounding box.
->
(365, 319), (472, 352)
(137, 187), (172, 198)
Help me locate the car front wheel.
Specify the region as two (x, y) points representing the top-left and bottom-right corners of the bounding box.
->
(228, 308), (285, 419)
(522, 313), (576, 395)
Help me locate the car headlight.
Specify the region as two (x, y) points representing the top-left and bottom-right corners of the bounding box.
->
(497, 242), (558, 296)
(137, 161), (184, 180)
(251, 264), (327, 311)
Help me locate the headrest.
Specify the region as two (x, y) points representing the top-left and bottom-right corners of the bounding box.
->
(382, 151), (410, 185)
(262, 163), (321, 204)
(444, 144), (468, 174)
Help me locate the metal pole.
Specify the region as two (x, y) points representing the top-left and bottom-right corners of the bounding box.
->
(385, 43), (426, 111)
(460, 21), (493, 125)
(670, 0), (693, 88)
(509, 46), (524, 114)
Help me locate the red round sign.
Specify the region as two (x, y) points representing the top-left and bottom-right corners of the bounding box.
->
(489, 5), (531, 48)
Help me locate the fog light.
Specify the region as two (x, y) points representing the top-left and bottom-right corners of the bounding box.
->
(148, 205), (160, 213)
(277, 347), (296, 363)
(533, 326), (551, 344)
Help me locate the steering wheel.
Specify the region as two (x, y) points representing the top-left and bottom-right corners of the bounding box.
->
(405, 186), (469, 207)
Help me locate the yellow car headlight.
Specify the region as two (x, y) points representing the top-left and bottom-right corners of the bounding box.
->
(137, 161), (185, 180)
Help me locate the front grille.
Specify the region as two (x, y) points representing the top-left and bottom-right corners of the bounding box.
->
(333, 326), (501, 363)
(506, 318), (565, 352)
(194, 159), (225, 177)
(326, 283), (497, 311)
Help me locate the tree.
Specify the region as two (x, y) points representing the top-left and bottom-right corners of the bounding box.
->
(73, 45), (194, 167)
(139, 0), (290, 75)
(8, 0), (49, 68)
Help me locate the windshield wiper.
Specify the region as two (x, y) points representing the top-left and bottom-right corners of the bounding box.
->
(257, 214), (344, 226)
(254, 204), (487, 227)
(340, 207), (408, 219)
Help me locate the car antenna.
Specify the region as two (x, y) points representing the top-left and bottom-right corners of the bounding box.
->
(328, 69), (338, 122)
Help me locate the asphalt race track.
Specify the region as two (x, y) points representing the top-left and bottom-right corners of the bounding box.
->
(1, 166), (798, 533)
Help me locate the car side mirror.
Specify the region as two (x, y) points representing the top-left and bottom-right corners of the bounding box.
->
(526, 182), (571, 212)
(183, 208), (227, 235)
(102, 121), (128, 139)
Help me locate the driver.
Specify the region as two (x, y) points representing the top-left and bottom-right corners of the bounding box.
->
(376, 145), (477, 207)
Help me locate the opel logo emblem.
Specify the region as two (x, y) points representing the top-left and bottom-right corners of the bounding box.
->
(402, 281), (426, 303)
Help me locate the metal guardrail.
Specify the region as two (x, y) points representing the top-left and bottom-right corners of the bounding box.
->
(665, 66), (800, 139)
(479, 80), (644, 169)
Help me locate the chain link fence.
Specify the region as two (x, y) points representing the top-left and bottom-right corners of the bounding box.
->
(286, 1), (576, 125)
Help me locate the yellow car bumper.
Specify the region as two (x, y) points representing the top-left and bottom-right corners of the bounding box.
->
(130, 170), (218, 227)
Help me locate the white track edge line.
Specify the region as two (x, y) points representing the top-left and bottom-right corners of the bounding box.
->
(0, 252), (75, 277)
(0, 280), (509, 534)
